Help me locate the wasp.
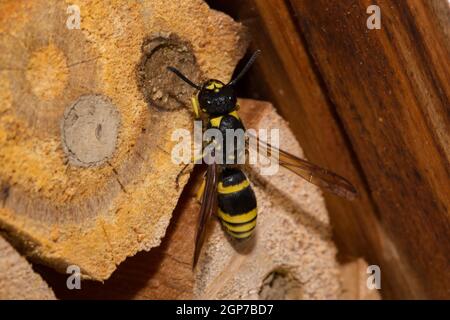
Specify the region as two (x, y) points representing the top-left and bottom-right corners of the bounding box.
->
(167, 50), (357, 267)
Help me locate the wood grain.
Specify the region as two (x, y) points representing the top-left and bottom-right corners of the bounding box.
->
(0, 0), (247, 281)
(36, 99), (346, 299)
(340, 258), (381, 300)
(291, 0), (450, 299)
(208, 0), (449, 299)
(0, 236), (55, 299)
(35, 182), (198, 299)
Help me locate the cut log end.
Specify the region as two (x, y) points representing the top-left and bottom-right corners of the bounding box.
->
(0, 0), (248, 281)
(61, 94), (120, 167)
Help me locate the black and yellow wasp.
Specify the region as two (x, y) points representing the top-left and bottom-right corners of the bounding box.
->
(167, 51), (357, 267)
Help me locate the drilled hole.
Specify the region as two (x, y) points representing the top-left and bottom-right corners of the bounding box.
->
(259, 269), (303, 300)
(136, 33), (202, 111)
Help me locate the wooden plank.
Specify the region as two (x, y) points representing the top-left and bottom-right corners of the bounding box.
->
(208, 0), (450, 298)
(208, 0), (418, 298)
(289, 0), (450, 299)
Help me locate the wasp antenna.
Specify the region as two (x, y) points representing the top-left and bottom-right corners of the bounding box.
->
(228, 50), (261, 86)
(167, 66), (202, 90)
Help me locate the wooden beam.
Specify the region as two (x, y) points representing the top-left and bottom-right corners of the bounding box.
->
(290, 0), (449, 299)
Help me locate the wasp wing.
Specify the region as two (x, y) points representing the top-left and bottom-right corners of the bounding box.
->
(246, 133), (357, 200)
(193, 161), (218, 268)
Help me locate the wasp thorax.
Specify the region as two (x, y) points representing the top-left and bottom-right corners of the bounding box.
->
(198, 79), (237, 116)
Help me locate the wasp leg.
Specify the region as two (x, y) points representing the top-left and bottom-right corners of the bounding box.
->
(191, 94), (200, 119)
(194, 141), (216, 202)
(195, 173), (206, 203)
(195, 140), (217, 202)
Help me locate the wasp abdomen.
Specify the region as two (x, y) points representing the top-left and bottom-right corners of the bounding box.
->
(217, 168), (257, 239)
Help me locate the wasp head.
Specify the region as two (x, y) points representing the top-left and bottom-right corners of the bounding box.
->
(198, 79), (237, 116)
(167, 50), (260, 117)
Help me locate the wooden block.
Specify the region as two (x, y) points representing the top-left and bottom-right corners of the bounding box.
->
(0, 0), (248, 281)
(39, 99), (345, 299)
(0, 236), (55, 299)
(35, 185), (199, 299)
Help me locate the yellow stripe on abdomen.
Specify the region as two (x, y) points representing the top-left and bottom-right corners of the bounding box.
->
(217, 180), (249, 194)
(227, 229), (254, 239)
(218, 208), (257, 224)
(222, 219), (256, 233)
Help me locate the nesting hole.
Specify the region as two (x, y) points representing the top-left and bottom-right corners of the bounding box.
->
(137, 34), (202, 111)
(259, 269), (304, 300)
